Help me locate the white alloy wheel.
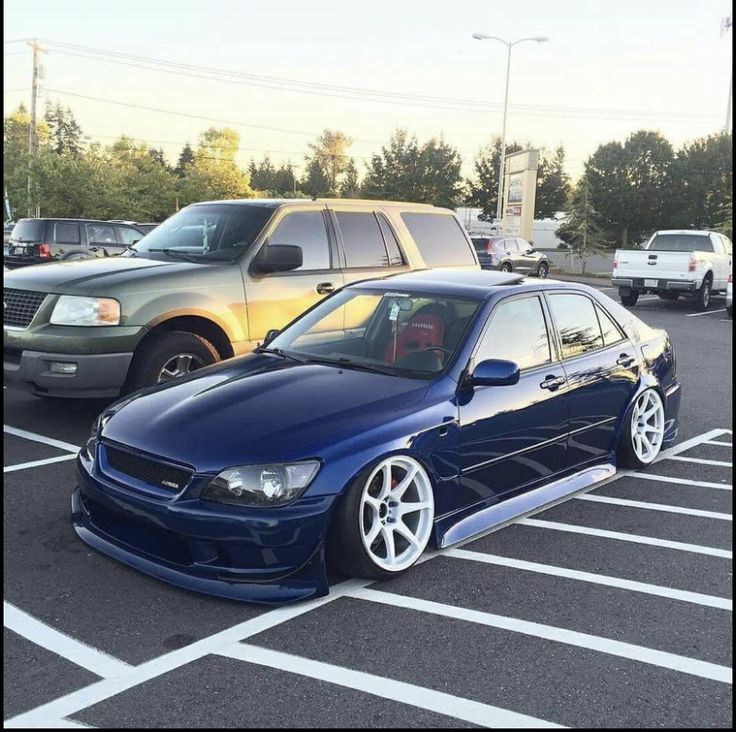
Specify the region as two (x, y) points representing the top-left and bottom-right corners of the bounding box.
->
(359, 456), (434, 572)
(630, 389), (665, 464)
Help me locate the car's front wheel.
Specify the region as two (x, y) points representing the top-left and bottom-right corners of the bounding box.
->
(332, 455), (435, 580)
(536, 261), (549, 278)
(617, 388), (666, 468)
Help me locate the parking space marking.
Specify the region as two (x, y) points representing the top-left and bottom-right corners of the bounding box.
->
(686, 309), (728, 317)
(4, 602), (132, 680)
(218, 643), (562, 729)
(668, 456), (732, 468)
(445, 550), (731, 610)
(518, 519), (732, 558)
(349, 588), (733, 684)
(705, 440), (734, 447)
(4, 453), (78, 474)
(3, 425), (80, 454)
(630, 473), (732, 491)
(575, 493), (732, 520)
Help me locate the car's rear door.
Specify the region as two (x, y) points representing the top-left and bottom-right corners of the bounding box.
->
(515, 238), (537, 273)
(85, 223), (123, 257)
(545, 291), (639, 467)
(458, 292), (569, 503)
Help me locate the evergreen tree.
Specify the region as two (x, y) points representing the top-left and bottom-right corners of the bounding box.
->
(174, 142), (195, 177)
(339, 159), (360, 197)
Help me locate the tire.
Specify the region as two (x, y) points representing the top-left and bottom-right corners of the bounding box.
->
(728, 305), (733, 318)
(617, 388), (666, 469)
(536, 262), (549, 278)
(695, 276), (712, 311)
(619, 287), (639, 306)
(125, 330), (220, 392)
(658, 291), (678, 301)
(499, 262), (513, 273)
(330, 455), (435, 580)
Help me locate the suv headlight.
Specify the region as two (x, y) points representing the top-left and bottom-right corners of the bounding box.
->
(202, 461), (320, 507)
(50, 295), (120, 326)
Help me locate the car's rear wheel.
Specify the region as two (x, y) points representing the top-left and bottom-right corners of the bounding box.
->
(695, 276), (712, 311)
(619, 287), (639, 306)
(617, 388), (665, 468)
(536, 262), (549, 278)
(331, 455), (434, 580)
(125, 330), (220, 392)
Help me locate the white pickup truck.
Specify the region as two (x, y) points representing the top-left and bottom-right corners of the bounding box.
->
(612, 230), (733, 310)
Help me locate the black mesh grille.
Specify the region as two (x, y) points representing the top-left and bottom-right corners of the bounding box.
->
(3, 288), (48, 328)
(104, 444), (193, 492)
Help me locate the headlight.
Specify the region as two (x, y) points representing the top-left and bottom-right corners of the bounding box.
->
(202, 461), (320, 507)
(50, 295), (120, 326)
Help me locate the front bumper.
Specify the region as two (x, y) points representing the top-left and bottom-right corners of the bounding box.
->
(72, 452), (335, 604)
(612, 277), (699, 292)
(3, 348), (134, 398)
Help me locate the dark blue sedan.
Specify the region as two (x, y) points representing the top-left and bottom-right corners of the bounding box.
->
(73, 271), (681, 604)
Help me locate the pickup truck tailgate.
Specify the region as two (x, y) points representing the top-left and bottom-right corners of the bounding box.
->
(615, 250), (691, 281)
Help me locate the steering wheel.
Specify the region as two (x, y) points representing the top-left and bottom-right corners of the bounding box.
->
(424, 346), (452, 363)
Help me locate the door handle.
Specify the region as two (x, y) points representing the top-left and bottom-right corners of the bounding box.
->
(316, 282), (335, 295)
(616, 353), (636, 367)
(539, 375), (565, 391)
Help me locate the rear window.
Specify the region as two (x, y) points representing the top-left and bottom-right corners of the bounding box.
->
(401, 213), (476, 267)
(11, 219), (45, 243)
(648, 234), (714, 252)
(471, 238), (489, 254)
(53, 222), (80, 244)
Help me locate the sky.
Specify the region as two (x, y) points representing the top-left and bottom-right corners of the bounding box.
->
(3, 0), (733, 180)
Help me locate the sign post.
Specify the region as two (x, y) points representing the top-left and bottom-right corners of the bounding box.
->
(501, 149), (539, 241)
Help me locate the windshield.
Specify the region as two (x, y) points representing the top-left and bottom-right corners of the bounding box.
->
(131, 204), (274, 261)
(10, 219), (44, 243)
(268, 288), (481, 378)
(648, 234), (714, 252)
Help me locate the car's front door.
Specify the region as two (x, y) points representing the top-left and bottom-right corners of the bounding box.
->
(244, 208), (344, 343)
(545, 291), (640, 466)
(458, 293), (569, 506)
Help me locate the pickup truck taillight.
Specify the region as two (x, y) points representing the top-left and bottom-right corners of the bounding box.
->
(612, 259), (617, 270)
(36, 243), (51, 259)
(729, 273), (733, 284)
(687, 257), (697, 272)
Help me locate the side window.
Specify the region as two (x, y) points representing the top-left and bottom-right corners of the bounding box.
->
(549, 294), (604, 358)
(269, 211), (330, 271)
(400, 212), (476, 267)
(517, 238), (532, 254)
(86, 224), (116, 245)
(377, 214), (405, 266)
(117, 226), (142, 245)
(336, 212), (389, 268)
(596, 305), (625, 347)
(504, 239), (518, 253)
(53, 222), (80, 244)
(475, 296), (552, 371)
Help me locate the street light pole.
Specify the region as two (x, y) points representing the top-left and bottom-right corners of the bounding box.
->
(722, 15), (732, 134)
(472, 34), (548, 229)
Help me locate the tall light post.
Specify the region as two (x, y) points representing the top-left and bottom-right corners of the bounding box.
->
(472, 33), (548, 227)
(722, 15), (732, 134)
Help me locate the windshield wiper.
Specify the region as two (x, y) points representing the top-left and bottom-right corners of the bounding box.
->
(254, 346), (309, 364)
(146, 248), (204, 263)
(305, 355), (400, 377)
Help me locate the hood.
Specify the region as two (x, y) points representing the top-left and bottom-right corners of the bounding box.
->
(101, 354), (430, 472)
(3, 255), (232, 295)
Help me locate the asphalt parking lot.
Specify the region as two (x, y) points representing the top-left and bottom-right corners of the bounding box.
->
(3, 282), (733, 728)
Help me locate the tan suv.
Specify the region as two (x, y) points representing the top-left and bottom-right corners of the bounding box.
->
(4, 198), (479, 398)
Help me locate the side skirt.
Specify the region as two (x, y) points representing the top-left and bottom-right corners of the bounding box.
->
(438, 463), (616, 549)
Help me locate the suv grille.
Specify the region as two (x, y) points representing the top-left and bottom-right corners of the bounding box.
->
(104, 444), (193, 493)
(3, 288), (48, 328)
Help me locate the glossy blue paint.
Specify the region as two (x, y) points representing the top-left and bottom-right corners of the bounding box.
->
(72, 272), (681, 604)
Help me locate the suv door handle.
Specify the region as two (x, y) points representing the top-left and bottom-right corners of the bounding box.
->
(616, 353), (636, 367)
(539, 375), (565, 391)
(316, 282), (335, 295)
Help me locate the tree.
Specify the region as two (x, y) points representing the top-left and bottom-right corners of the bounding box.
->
(301, 157), (331, 198)
(44, 102), (83, 156)
(465, 137), (524, 220)
(273, 162), (299, 196)
(535, 146), (570, 219)
(585, 130), (675, 247)
(175, 142), (195, 178)
(339, 158), (360, 197)
(305, 129), (352, 196)
(556, 176), (610, 274)
(248, 155), (277, 192)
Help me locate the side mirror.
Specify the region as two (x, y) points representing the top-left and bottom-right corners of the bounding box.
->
(263, 328), (280, 346)
(255, 244), (303, 273)
(468, 359), (520, 387)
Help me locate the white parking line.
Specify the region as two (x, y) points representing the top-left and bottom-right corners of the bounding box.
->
(4, 602), (132, 680)
(575, 493), (732, 521)
(445, 549), (732, 610)
(3, 425), (80, 454)
(4, 454), (78, 474)
(668, 455), (732, 468)
(705, 440), (734, 447)
(630, 472), (732, 491)
(686, 309), (727, 317)
(219, 643), (562, 728)
(349, 588), (733, 684)
(519, 518), (732, 558)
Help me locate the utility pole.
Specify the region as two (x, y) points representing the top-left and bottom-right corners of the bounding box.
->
(26, 40), (47, 217)
(722, 16), (733, 134)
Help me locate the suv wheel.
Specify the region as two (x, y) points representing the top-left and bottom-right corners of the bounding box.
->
(126, 331), (220, 392)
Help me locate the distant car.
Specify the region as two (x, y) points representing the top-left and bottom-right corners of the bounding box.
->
(108, 220), (159, 235)
(3, 221), (15, 253)
(471, 236), (549, 277)
(4, 218), (146, 268)
(727, 274), (732, 318)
